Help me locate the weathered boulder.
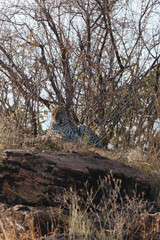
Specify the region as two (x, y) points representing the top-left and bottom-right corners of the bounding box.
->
(0, 149), (151, 206)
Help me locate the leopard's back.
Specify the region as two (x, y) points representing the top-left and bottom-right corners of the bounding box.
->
(78, 124), (103, 147)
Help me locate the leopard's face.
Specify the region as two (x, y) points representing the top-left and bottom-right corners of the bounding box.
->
(50, 106), (69, 125)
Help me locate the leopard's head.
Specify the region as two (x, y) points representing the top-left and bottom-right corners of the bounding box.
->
(49, 105), (69, 125)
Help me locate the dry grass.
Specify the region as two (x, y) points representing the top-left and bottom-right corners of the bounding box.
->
(67, 176), (160, 240)
(0, 176), (160, 240)
(0, 115), (160, 239)
(0, 217), (36, 240)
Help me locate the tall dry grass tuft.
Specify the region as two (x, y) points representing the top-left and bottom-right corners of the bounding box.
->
(0, 113), (23, 152)
(0, 216), (38, 240)
(67, 175), (159, 240)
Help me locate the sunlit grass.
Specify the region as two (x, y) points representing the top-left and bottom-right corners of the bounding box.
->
(0, 114), (160, 239)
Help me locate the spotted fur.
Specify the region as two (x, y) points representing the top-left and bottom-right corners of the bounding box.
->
(48, 106), (103, 147)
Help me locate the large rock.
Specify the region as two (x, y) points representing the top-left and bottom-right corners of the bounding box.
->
(0, 149), (151, 206)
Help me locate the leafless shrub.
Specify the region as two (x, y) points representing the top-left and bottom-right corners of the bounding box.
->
(0, 0), (159, 150)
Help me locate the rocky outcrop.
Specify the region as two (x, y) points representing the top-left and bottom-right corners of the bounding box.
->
(0, 149), (151, 206)
(0, 148), (154, 239)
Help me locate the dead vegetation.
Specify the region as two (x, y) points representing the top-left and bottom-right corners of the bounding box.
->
(0, 174), (160, 240)
(0, 132), (160, 239)
(0, 1), (159, 238)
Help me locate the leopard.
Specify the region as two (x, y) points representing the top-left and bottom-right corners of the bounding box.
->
(47, 106), (79, 141)
(47, 105), (103, 147)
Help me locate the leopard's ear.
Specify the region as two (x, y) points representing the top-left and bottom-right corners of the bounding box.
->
(49, 104), (67, 113)
(49, 105), (54, 112)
